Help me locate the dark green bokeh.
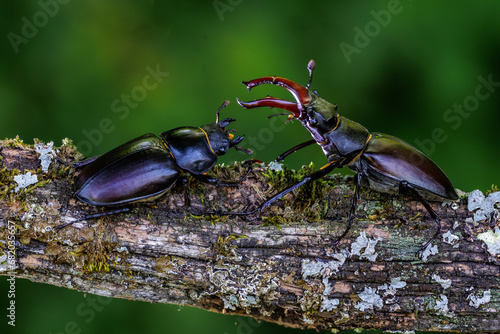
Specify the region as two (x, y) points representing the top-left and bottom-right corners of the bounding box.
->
(1, 1), (499, 333)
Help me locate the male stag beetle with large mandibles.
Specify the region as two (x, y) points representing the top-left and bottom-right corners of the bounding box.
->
(57, 101), (254, 229)
(237, 60), (458, 254)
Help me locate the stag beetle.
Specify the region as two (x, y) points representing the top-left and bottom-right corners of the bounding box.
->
(237, 60), (458, 253)
(57, 101), (253, 229)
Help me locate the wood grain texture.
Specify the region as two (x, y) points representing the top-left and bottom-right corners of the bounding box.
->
(0, 138), (499, 333)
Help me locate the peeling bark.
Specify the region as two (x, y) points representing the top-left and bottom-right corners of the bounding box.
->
(0, 138), (499, 333)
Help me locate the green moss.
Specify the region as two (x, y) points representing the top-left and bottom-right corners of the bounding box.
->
(261, 163), (336, 220)
(261, 215), (285, 228)
(213, 234), (247, 256)
(485, 184), (499, 196)
(1, 136), (29, 148)
(190, 213), (229, 225)
(56, 138), (85, 162)
(0, 166), (20, 201)
(77, 228), (117, 274)
(185, 175), (205, 197)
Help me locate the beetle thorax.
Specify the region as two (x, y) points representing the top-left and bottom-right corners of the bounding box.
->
(300, 93), (340, 145)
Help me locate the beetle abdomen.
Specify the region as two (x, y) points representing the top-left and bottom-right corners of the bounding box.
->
(76, 148), (179, 206)
(75, 134), (180, 206)
(352, 133), (458, 201)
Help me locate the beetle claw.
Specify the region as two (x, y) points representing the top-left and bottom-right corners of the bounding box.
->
(231, 135), (244, 144)
(237, 97), (301, 117)
(239, 61), (318, 117)
(240, 59), (315, 108)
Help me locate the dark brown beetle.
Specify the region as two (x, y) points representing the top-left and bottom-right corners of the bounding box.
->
(57, 101), (254, 228)
(237, 60), (458, 254)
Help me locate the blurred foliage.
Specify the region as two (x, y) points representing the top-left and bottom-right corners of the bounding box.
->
(1, 1), (499, 333)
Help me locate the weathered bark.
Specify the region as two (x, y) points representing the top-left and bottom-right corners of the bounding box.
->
(0, 138), (499, 333)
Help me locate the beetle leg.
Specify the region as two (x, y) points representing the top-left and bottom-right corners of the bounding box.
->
(237, 96), (301, 117)
(181, 177), (191, 208)
(56, 155), (100, 168)
(214, 159), (342, 217)
(259, 160), (342, 212)
(55, 207), (131, 230)
(333, 173), (363, 248)
(399, 181), (442, 256)
(275, 139), (317, 162)
(192, 159), (258, 187)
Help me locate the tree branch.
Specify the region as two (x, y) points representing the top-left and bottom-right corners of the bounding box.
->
(1, 138), (499, 333)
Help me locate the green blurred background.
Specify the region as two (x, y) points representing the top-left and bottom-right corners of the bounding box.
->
(1, 1), (499, 333)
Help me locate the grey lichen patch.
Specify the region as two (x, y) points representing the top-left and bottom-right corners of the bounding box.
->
(267, 161), (283, 172)
(353, 278), (407, 313)
(301, 250), (411, 314)
(378, 277), (407, 296)
(442, 230), (459, 247)
(21, 202), (46, 223)
(354, 287), (383, 312)
(432, 274), (452, 289)
(468, 189), (500, 222)
(320, 296), (339, 312)
(301, 250), (349, 279)
(467, 289), (491, 308)
(14, 172), (38, 193)
(432, 294), (454, 317)
(350, 231), (382, 262)
(477, 227), (500, 256)
(34, 141), (54, 173)
(300, 252), (349, 314)
(420, 243), (438, 262)
(206, 259), (279, 315)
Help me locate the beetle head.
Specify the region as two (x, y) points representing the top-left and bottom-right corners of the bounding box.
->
(201, 100), (252, 156)
(237, 60), (339, 143)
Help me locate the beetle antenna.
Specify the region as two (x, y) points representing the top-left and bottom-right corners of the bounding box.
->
(305, 59), (315, 90)
(216, 100), (230, 124)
